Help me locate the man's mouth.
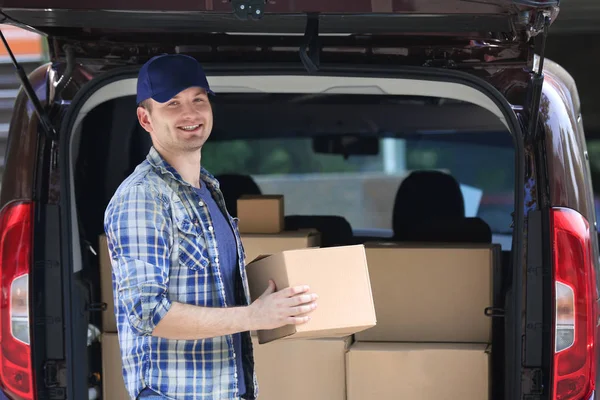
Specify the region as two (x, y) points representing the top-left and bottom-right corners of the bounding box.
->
(178, 124), (201, 132)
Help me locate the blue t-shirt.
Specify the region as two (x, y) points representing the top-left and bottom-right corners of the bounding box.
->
(193, 184), (245, 396)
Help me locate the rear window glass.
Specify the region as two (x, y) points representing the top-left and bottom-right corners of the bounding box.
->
(202, 136), (515, 240)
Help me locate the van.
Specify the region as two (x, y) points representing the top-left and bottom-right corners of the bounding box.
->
(0, 1), (596, 400)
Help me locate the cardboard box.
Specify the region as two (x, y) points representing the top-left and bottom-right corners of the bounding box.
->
(354, 243), (500, 343)
(252, 336), (351, 399)
(99, 235), (117, 333)
(101, 333), (130, 400)
(237, 195), (284, 234)
(246, 245), (376, 344)
(346, 342), (490, 400)
(241, 230), (320, 264)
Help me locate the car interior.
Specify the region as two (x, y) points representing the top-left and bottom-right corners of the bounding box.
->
(67, 74), (516, 399)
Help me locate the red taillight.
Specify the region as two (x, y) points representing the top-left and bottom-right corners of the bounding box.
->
(0, 201), (35, 400)
(551, 207), (597, 400)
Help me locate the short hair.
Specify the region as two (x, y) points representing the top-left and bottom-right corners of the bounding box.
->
(138, 99), (152, 112)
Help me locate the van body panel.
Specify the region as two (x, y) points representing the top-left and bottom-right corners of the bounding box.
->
(541, 61), (600, 294)
(0, 0), (553, 13)
(542, 62), (595, 218)
(0, 64), (49, 209)
(0, 2), (595, 399)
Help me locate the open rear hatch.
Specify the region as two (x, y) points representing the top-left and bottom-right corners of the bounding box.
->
(0, 2), (559, 400)
(0, 0), (558, 32)
(0, 0), (559, 132)
(0, 0), (557, 66)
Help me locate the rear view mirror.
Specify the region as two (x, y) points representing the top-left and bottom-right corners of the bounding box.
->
(313, 135), (379, 159)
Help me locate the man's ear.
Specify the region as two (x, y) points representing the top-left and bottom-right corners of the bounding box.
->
(137, 106), (153, 133)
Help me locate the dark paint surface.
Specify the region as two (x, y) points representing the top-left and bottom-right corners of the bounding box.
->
(0, 0), (554, 14)
(0, 65), (49, 210)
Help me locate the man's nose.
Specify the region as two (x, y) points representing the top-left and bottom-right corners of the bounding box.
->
(180, 101), (198, 117)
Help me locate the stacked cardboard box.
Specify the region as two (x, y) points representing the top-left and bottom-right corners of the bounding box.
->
(246, 244), (377, 343)
(241, 230), (320, 264)
(344, 242), (501, 400)
(101, 332), (130, 399)
(251, 336), (351, 400)
(237, 194), (324, 340)
(346, 342), (490, 399)
(240, 195), (380, 398)
(99, 235), (117, 333)
(237, 194), (285, 234)
(237, 194), (322, 264)
(98, 235), (130, 399)
(246, 244), (377, 399)
(355, 243), (498, 343)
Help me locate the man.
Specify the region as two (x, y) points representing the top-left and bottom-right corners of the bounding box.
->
(103, 54), (318, 400)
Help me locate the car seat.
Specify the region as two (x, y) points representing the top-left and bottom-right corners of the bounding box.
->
(392, 170), (492, 243)
(215, 174), (262, 217)
(284, 215), (354, 247)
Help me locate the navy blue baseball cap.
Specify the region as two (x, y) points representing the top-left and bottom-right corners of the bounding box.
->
(136, 54), (214, 105)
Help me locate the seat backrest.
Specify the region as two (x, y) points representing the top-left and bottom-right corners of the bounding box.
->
(406, 217), (492, 244)
(392, 170), (465, 240)
(392, 170), (491, 243)
(215, 174), (262, 217)
(284, 215), (354, 247)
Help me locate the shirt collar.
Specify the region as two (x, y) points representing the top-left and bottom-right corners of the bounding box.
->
(146, 146), (220, 190)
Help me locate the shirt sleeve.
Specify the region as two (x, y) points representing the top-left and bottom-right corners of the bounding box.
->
(104, 184), (173, 336)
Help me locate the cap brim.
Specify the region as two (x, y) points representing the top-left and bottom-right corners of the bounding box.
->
(151, 86), (216, 103)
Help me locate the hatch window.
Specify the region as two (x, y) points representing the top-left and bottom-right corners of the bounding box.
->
(203, 135), (515, 245)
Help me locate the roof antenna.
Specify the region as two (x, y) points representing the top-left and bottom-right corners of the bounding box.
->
(300, 13), (320, 73)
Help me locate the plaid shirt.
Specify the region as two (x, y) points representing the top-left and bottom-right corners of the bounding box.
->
(104, 146), (258, 400)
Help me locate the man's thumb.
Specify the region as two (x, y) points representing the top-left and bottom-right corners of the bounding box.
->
(260, 279), (276, 298)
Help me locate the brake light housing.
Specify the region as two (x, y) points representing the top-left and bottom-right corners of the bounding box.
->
(551, 207), (597, 400)
(0, 201), (35, 400)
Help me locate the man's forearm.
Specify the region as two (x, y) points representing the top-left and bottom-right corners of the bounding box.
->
(152, 302), (252, 340)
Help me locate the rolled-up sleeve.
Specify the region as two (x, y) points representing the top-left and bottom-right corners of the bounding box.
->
(104, 184), (173, 336)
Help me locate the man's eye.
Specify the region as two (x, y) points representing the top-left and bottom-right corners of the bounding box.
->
(168, 102), (179, 106)
(194, 98), (204, 102)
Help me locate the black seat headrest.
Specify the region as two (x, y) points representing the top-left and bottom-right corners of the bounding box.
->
(392, 170), (465, 240)
(284, 215), (354, 247)
(215, 174), (262, 217)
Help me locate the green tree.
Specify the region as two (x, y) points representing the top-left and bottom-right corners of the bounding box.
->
(202, 138), (359, 176)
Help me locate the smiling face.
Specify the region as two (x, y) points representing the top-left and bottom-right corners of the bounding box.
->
(136, 86), (213, 154)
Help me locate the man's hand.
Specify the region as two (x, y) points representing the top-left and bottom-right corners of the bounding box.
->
(248, 280), (318, 331)
(151, 281), (317, 340)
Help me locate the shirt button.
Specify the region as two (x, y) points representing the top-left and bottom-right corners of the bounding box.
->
(215, 257), (219, 264)
(198, 201), (204, 206)
(208, 225), (214, 232)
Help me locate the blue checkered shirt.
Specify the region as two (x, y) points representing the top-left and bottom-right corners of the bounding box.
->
(103, 146), (258, 400)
